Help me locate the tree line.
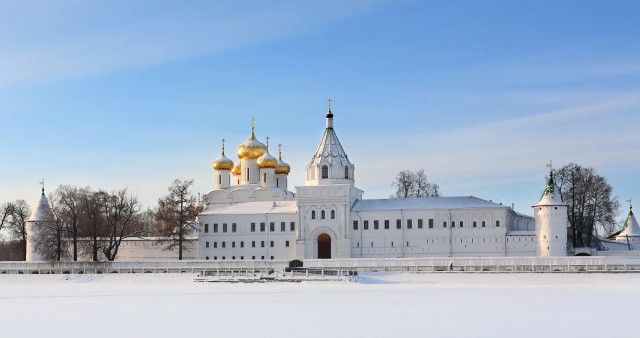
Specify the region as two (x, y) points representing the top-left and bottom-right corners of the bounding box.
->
(0, 179), (199, 261)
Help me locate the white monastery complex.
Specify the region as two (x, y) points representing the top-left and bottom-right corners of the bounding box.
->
(23, 105), (639, 261)
(196, 105), (572, 261)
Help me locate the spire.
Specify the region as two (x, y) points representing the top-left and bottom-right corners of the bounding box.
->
(310, 103), (352, 168)
(533, 164), (565, 206)
(251, 117), (256, 139)
(326, 98), (334, 128)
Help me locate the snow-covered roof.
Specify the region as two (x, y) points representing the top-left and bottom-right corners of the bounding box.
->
(533, 173), (565, 206)
(309, 113), (352, 167)
(213, 184), (290, 195)
(27, 193), (55, 222)
(617, 208), (640, 237)
(352, 196), (508, 212)
(200, 201), (298, 215)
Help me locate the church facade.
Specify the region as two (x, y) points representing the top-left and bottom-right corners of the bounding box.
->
(196, 106), (567, 260)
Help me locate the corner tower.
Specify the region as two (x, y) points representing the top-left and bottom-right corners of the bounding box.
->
(615, 202), (640, 250)
(305, 101), (355, 186)
(532, 170), (568, 256)
(26, 186), (56, 261)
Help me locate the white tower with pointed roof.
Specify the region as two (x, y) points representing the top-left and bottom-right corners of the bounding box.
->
(532, 171), (568, 256)
(615, 203), (640, 250)
(26, 186), (56, 261)
(305, 101), (355, 186)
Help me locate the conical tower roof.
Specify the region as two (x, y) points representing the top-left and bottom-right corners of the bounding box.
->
(533, 172), (565, 206)
(28, 191), (55, 222)
(309, 105), (352, 167)
(618, 206), (640, 237)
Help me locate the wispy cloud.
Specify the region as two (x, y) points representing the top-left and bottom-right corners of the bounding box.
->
(0, 1), (389, 88)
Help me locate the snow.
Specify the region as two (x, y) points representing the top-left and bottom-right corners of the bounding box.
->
(352, 196), (507, 211)
(27, 193), (55, 222)
(2, 273), (639, 337)
(201, 200), (297, 214)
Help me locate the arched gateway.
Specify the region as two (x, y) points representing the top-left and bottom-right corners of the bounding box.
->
(317, 233), (331, 259)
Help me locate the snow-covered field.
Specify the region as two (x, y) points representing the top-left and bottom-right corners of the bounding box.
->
(1, 273), (639, 337)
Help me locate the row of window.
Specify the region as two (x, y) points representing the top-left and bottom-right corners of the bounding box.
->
(205, 256), (275, 260)
(311, 209), (335, 220)
(352, 219), (500, 230)
(354, 236), (510, 248)
(203, 222), (295, 233)
(205, 240), (290, 249)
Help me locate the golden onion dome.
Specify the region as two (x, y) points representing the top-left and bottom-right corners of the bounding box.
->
(232, 161), (241, 176)
(212, 141), (234, 170)
(275, 150), (290, 174)
(257, 151), (278, 169)
(237, 121), (267, 160)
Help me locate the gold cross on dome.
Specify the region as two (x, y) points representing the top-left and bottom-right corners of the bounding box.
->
(327, 98), (332, 109)
(221, 139), (225, 154)
(546, 160), (552, 170)
(266, 136), (270, 149)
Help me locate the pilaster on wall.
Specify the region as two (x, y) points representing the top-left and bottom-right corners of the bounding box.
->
(295, 240), (306, 259)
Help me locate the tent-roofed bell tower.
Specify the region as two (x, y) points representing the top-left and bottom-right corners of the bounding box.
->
(296, 101), (363, 260)
(305, 100), (355, 186)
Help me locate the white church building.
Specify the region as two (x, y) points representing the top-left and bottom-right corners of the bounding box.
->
(196, 106), (569, 260)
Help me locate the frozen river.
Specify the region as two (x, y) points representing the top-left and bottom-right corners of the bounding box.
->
(1, 272), (638, 337)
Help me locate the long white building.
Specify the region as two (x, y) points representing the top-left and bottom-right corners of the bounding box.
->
(197, 106), (567, 260)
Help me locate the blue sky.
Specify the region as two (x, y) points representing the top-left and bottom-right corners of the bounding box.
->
(1, 1), (639, 221)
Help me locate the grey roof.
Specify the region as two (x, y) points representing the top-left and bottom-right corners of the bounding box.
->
(352, 196), (509, 212)
(309, 126), (352, 167)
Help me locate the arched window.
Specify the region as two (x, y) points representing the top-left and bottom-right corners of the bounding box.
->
(276, 178), (279, 187)
(312, 210), (316, 219)
(331, 210), (335, 219)
(263, 173), (266, 182)
(322, 165), (329, 179)
(344, 166), (349, 179)
(218, 175), (221, 184)
(321, 210), (326, 219)
(246, 168), (250, 181)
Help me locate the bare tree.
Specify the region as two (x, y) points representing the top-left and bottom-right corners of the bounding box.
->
(101, 189), (142, 261)
(52, 185), (84, 261)
(413, 169), (441, 197)
(79, 189), (107, 261)
(553, 163), (620, 249)
(7, 200), (30, 260)
(0, 202), (13, 232)
(393, 169), (441, 198)
(157, 179), (199, 260)
(34, 193), (66, 261)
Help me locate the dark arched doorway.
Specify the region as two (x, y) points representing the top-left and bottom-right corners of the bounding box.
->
(317, 233), (331, 259)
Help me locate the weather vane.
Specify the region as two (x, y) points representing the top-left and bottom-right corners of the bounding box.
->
(546, 160), (553, 171)
(39, 177), (45, 194)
